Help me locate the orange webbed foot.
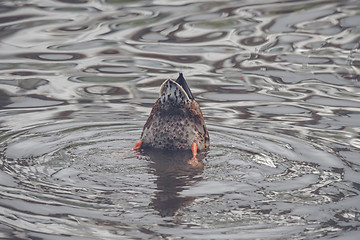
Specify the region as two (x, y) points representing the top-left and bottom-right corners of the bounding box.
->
(191, 142), (197, 159)
(188, 143), (203, 167)
(132, 141), (142, 150)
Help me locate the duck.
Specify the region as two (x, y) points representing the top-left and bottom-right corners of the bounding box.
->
(133, 73), (209, 161)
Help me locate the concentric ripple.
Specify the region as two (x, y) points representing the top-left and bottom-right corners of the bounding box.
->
(0, 121), (358, 239)
(0, 121), (153, 238)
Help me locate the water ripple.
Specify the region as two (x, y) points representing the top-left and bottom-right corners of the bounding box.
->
(18, 52), (85, 61)
(0, 0), (360, 239)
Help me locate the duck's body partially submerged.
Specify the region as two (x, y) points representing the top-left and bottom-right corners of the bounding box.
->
(133, 73), (209, 158)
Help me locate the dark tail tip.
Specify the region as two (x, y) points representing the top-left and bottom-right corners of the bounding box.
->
(177, 73), (184, 82)
(176, 73), (194, 100)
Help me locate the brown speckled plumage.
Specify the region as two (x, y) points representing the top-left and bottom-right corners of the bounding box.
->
(139, 73), (209, 152)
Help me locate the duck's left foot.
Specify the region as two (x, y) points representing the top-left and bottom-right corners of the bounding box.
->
(132, 141), (142, 150)
(188, 142), (203, 167)
(191, 142), (197, 158)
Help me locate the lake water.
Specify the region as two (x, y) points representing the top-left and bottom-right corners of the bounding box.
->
(0, 0), (360, 239)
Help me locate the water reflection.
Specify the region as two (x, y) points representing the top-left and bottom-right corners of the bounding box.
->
(142, 149), (204, 217)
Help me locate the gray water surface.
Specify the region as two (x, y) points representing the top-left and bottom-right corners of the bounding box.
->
(0, 0), (360, 239)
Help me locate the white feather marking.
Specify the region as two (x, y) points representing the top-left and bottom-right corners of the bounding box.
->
(160, 79), (190, 105)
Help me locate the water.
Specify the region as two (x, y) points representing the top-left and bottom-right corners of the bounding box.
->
(0, 0), (359, 239)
